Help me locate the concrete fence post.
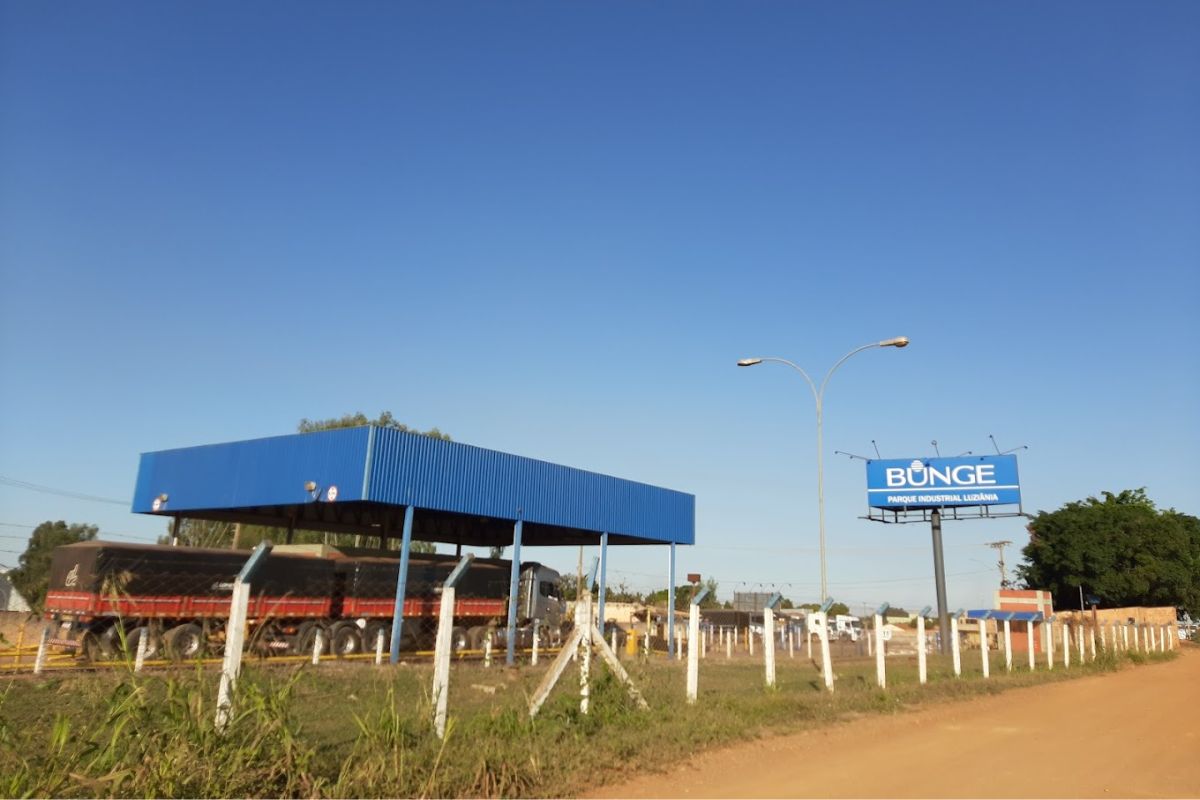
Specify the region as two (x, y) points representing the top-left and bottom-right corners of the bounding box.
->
(532, 625), (540, 666)
(874, 614), (886, 689)
(1089, 625), (1096, 660)
(33, 625), (51, 675)
(1047, 621), (1055, 670)
(432, 586), (455, 738)
(980, 619), (990, 679)
(312, 629), (323, 666)
(917, 615), (927, 685)
(1077, 621), (1085, 663)
(1122, 624), (1129, 651)
(764, 607), (776, 688)
(686, 603), (701, 704)
(951, 616), (961, 677)
(1027, 622), (1035, 671)
(375, 628), (384, 665)
(1063, 623), (1071, 669)
(1003, 619), (1013, 672)
(484, 636), (493, 668)
(134, 627), (149, 673)
(817, 613), (834, 692)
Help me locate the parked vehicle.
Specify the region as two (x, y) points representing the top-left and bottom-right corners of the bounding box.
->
(830, 614), (864, 641)
(43, 541), (564, 660)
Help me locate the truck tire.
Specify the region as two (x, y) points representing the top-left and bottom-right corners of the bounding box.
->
(164, 623), (206, 660)
(466, 625), (488, 652)
(362, 621), (389, 654)
(125, 626), (163, 660)
(329, 622), (363, 657)
(450, 626), (469, 653)
(294, 621), (329, 657)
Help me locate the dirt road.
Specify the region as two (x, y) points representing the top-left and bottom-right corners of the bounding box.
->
(590, 649), (1199, 798)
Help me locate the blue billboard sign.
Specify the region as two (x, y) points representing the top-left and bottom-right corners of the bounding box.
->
(866, 455), (1021, 510)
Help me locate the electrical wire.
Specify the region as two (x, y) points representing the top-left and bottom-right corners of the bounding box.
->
(0, 475), (128, 506)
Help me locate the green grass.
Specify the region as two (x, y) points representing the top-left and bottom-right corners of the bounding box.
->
(0, 647), (1178, 798)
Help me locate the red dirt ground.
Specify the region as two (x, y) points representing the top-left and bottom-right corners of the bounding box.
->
(588, 648), (1200, 798)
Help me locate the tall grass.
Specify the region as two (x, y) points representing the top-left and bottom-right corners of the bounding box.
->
(0, 647), (1179, 798)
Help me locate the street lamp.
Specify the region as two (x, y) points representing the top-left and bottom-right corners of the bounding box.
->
(738, 336), (909, 602)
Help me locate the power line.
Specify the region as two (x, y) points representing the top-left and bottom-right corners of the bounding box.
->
(0, 475), (128, 506)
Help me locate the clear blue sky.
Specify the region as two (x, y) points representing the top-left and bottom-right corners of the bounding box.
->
(2, 3), (1197, 613)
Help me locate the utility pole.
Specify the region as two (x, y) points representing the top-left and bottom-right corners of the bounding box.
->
(985, 540), (1013, 588)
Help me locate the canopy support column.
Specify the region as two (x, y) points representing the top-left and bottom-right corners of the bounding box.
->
(506, 518), (524, 666)
(598, 532), (609, 629)
(389, 505), (415, 664)
(667, 543), (676, 660)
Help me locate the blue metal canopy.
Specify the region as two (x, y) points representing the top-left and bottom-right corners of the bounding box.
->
(966, 609), (1044, 622)
(132, 426), (695, 548)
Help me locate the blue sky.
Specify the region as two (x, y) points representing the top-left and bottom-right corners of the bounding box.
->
(2, 3), (1197, 613)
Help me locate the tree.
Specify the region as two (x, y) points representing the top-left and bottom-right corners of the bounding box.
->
(645, 578), (721, 610)
(798, 602), (850, 616)
(297, 411), (451, 441)
(8, 521), (98, 610)
(1017, 488), (1200, 617)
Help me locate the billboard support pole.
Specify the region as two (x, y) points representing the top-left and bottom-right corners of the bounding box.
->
(930, 508), (951, 654)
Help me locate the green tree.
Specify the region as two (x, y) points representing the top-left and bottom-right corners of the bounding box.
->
(798, 601), (851, 616)
(8, 520), (98, 610)
(1017, 488), (1200, 616)
(298, 411), (451, 441)
(645, 578), (721, 610)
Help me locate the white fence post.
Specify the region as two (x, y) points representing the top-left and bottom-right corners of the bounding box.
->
(1027, 621), (1036, 671)
(764, 607), (776, 688)
(951, 616), (961, 677)
(484, 633), (493, 668)
(1089, 625), (1096, 660)
(1077, 621), (1085, 663)
(532, 625), (540, 666)
(1100, 624), (1107, 653)
(748, 627), (754, 657)
(874, 614), (886, 689)
(215, 543), (272, 732)
(33, 625), (50, 675)
(816, 612), (833, 691)
(1122, 624), (1129, 651)
(134, 627), (149, 673)
(375, 628), (384, 665)
(980, 618), (990, 679)
(917, 615), (927, 685)
(1063, 623), (1071, 668)
(311, 628), (323, 666)
(432, 586), (455, 739)
(686, 603), (701, 703)
(580, 595), (592, 714)
(1003, 619), (1013, 672)
(1133, 624), (1139, 652)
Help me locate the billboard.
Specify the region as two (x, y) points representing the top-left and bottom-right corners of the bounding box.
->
(866, 455), (1020, 510)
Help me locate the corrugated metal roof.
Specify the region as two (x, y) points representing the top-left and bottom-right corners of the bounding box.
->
(132, 426), (694, 546)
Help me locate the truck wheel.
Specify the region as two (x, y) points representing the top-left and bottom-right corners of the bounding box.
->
(80, 630), (114, 663)
(164, 624), (206, 660)
(329, 622), (363, 657)
(466, 625), (487, 651)
(362, 622), (389, 653)
(450, 626), (469, 653)
(126, 626), (163, 660)
(294, 621), (329, 657)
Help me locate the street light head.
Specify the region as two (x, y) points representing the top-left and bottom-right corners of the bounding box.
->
(879, 336), (910, 348)
(736, 358), (763, 367)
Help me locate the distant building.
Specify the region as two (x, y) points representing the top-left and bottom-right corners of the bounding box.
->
(0, 571), (31, 613)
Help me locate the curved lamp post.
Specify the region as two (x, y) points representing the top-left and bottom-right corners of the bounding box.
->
(738, 336), (909, 602)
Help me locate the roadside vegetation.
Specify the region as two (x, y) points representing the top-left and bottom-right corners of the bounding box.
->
(0, 647), (1181, 798)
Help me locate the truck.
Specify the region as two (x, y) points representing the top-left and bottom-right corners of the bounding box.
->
(43, 540), (565, 661)
(829, 614), (864, 641)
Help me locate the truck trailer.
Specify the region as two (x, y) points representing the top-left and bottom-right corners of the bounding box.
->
(43, 540), (565, 661)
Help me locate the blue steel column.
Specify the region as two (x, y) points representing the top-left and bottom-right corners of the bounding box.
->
(667, 543), (676, 660)
(597, 532), (609, 630)
(505, 518), (523, 666)
(389, 505), (415, 664)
